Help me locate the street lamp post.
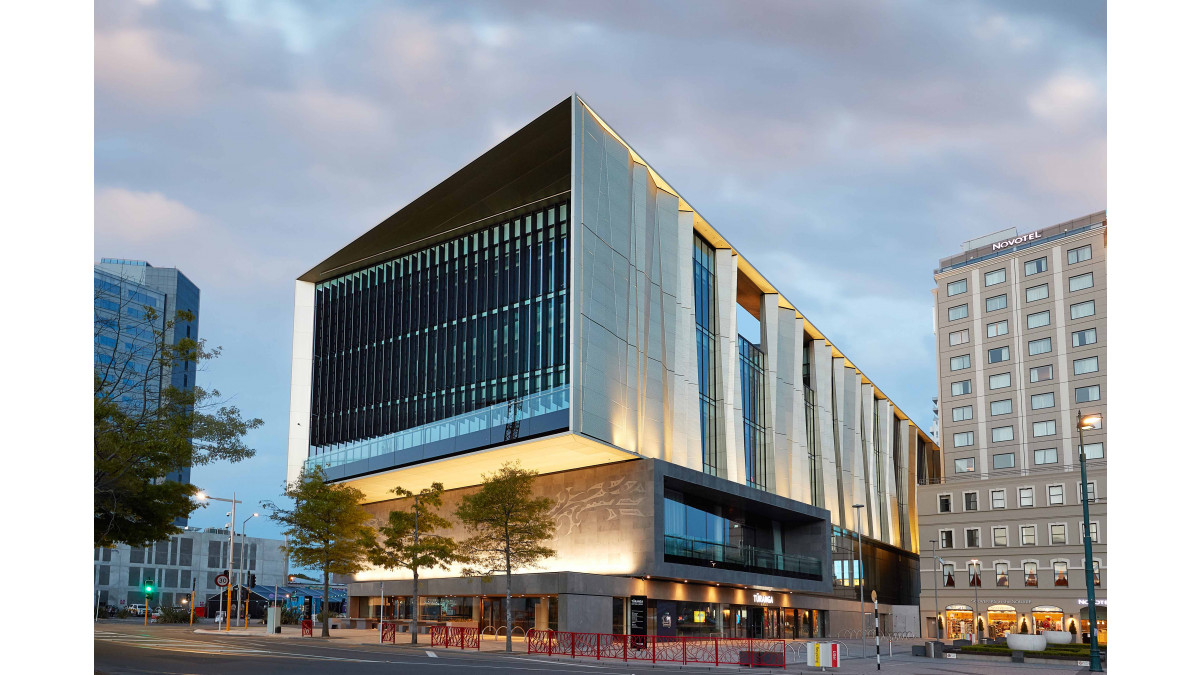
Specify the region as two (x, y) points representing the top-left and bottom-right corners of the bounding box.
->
(195, 491), (243, 632)
(969, 559), (981, 644)
(930, 538), (940, 640)
(1077, 411), (1103, 672)
(853, 503), (865, 656)
(239, 512), (258, 626)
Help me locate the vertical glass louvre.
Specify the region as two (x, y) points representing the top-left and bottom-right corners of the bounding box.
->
(693, 234), (720, 476)
(309, 200), (570, 451)
(740, 337), (769, 490)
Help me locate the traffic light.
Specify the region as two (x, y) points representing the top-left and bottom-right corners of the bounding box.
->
(248, 574), (256, 587)
(143, 578), (155, 595)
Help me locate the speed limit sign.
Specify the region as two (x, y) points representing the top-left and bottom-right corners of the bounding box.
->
(215, 573), (229, 587)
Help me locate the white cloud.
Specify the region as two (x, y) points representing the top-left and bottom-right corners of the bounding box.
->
(95, 187), (203, 240)
(94, 28), (204, 110)
(1028, 72), (1101, 126)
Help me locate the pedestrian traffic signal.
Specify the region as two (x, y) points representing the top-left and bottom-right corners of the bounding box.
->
(248, 574), (256, 587)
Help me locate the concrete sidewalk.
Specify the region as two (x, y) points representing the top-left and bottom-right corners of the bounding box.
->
(192, 624), (529, 651)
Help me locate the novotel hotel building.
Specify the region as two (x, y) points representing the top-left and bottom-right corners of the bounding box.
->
(287, 96), (939, 639)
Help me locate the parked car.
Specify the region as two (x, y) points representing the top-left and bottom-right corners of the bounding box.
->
(128, 604), (147, 616)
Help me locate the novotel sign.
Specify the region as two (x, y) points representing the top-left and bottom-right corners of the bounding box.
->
(992, 231), (1043, 251)
(753, 593), (774, 604)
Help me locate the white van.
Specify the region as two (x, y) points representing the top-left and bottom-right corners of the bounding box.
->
(128, 604), (147, 616)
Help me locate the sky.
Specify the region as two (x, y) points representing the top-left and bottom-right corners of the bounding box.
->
(94, 0), (1106, 544)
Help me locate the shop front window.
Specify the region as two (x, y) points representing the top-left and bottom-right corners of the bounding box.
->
(1032, 606), (1064, 634)
(987, 604), (1018, 638)
(945, 606), (973, 640)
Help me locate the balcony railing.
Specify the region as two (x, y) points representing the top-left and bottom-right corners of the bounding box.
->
(304, 384), (569, 473)
(664, 534), (822, 581)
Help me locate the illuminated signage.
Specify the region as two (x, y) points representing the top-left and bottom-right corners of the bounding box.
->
(753, 593), (774, 604)
(992, 231), (1042, 251)
(1077, 598), (1107, 606)
(693, 611), (706, 623)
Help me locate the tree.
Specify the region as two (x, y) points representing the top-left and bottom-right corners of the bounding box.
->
(362, 482), (459, 644)
(455, 462), (556, 652)
(263, 465), (373, 637)
(94, 294), (261, 548)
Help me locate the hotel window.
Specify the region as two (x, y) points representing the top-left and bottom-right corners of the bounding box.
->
(988, 346), (1010, 363)
(955, 457), (975, 473)
(1025, 283), (1049, 302)
(943, 563), (955, 586)
(1035, 448), (1058, 465)
(966, 528), (981, 548)
(1024, 562), (1038, 586)
(990, 399), (1013, 416)
(949, 328), (969, 346)
(1020, 526), (1037, 546)
(953, 431), (974, 447)
(1068, 244), (1092, 264)
(964, 492), (978, 511)
(1019, 487), (1034, 507)
(986, 294), (1008, 312)
(950, 354), (971, 371)
(1027, 310), (1050, 329)
(1092, 560), (1101, 587)
(1028, 337), (1052, 356)
(948, 304), (968, 321)
(1070, 300), (1096, 319)
(951, 379), (972, 396)
(941, 531), (954, 549)
(1029, 364), (1053, 383)
(1080, 481), (1097, 502)
(985, 268), (1007, 286)
(994, 527), (1009, 547)
(1073, 356), (1099, 375)
(1069, 272), (1094, 292)
(1053, 561), (1069, 586)
(992, 426), (1014, 443)
(989, 372), (1011, 389)
(995, 562), (1010, 586)
(1050, 524), (1067, 545)
(1031, 392), (1055, 410)
(1083, 442), (1104, 460)
(987, 320), (1009, 337)
(947, 279), (968, 296)
(1048, 484), (1064, 505)
(1072, 327), (1097, 347)
(1025, 256), (1047, 276)
(952, 405), (973, 422)
(938, 494), (952, 513)
(1086, 521), (1099, 543)
(991, 490), (1007, 509)
(993, 452), (1015, 469)
(1076, 386), (1101, 403)
(1033, 419), (1057, 437)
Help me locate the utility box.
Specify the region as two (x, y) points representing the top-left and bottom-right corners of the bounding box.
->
(266, 607), (282, 634)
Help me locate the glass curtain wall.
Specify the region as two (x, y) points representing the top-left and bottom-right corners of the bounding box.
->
(309, 201), (570, 450)
(693, 234), (720, 476)
(803, 340), (822, 505)
(739, 337), (769, 490)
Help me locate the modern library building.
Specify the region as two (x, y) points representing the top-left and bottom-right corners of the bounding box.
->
(287, 96), (939, 639)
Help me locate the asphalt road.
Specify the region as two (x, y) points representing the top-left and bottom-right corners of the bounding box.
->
(93, 623), (733, 675)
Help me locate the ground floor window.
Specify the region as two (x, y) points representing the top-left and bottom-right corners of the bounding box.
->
(987, 605), (1017, 637)
(944, 606), (974, 640)
(1080, 608), (1108, 645)
(1032, 606), (1064, 633)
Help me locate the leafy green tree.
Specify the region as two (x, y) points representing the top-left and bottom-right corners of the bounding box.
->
(363, 482), (459, 643)
(263, 466), (373, 637)
(455, 462), (556, 652)
(94, 298), (261, 548)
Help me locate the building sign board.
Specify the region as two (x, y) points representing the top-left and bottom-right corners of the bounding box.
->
(1077, 598), (1107, 606)
(991, 231), (1042, 251)
(630, 596), (646, 649)
(753, 593), (774, 604)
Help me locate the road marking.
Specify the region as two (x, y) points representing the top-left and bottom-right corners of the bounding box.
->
(426, 650), (438, 657)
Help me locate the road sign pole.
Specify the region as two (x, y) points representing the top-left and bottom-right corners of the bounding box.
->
(190, 577), (196, 627)
(144, 592), (149, 626)
(872, 589), (880, 670)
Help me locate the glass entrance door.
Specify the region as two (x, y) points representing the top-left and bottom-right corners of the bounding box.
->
(747, 607), (765, 638)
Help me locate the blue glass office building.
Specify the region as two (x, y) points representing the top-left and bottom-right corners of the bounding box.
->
(95, 259), (200, 520)
(289, 97), (938, 637)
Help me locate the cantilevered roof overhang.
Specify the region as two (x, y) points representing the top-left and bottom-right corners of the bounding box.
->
(299, 97), (573, 284)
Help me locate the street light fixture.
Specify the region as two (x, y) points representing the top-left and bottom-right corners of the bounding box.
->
(1077, 410), (1103, 672)
(969, 559), (981, 644)
(195, 491), (243, 632)
(930, 538), (940, 640)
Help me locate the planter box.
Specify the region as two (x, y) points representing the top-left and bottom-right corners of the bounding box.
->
(1005, 634), (1047, 652)
(1043, 630), (1071, 645)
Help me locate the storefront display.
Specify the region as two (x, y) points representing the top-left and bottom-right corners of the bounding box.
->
(945, 605), (974, 640)
(1032, 605), (1064, 633)
(987, 604), (1017, 637)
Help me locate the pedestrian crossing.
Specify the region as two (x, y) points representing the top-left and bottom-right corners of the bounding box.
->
(94, 630), (269, 656)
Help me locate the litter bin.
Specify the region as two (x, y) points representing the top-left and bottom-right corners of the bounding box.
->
(925, 641), (944, 658)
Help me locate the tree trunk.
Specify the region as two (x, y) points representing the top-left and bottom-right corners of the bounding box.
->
(322, 568), (330, 638)
(410, 568), (419, 644)
(505, 541), (512, 653)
